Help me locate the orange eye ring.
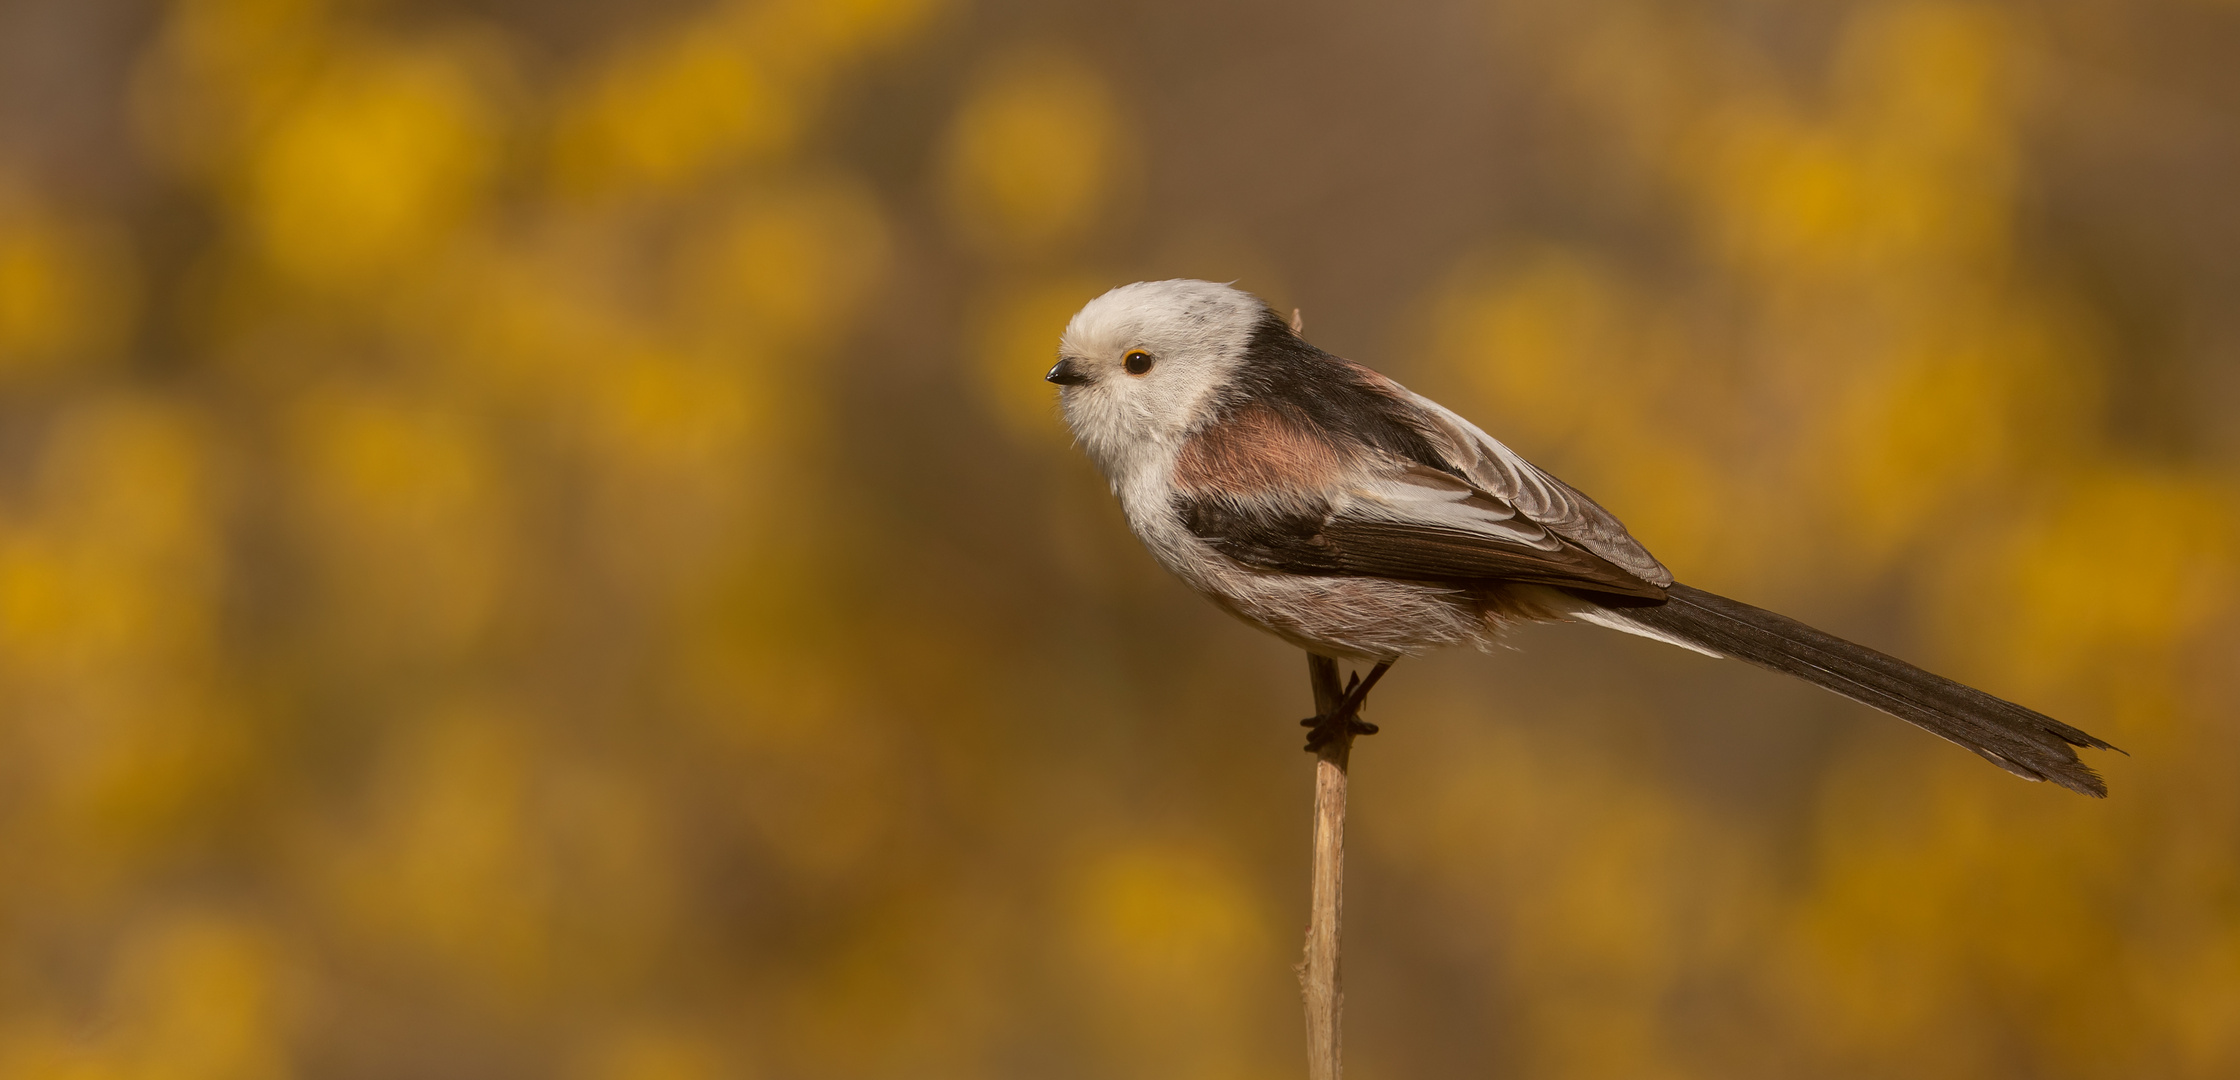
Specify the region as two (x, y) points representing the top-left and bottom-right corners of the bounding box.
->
(1124, 350), (1155, 375)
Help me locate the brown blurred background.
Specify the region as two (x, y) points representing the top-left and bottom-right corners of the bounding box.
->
(2, 0), (2237, 1076)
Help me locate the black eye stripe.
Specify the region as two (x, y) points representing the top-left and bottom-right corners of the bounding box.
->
(1124, 350), (1155, 375)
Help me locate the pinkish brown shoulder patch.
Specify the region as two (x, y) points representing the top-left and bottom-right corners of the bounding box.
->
(1173, 403), (1354, 498)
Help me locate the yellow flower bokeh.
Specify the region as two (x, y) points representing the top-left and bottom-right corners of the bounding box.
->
(0, 0), (2233, 1075)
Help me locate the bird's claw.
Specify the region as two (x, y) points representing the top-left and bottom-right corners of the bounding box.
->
(1297, 663), (1388, 752)
(1299, 712), (1378, 752)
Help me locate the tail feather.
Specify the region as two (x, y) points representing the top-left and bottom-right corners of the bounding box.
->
(1598, 583), (2119, 797)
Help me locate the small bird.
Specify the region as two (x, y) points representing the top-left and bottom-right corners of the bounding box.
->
(1046, 279), (2116, 796)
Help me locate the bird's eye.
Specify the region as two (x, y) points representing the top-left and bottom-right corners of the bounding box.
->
(1124, 350), (1155, 375)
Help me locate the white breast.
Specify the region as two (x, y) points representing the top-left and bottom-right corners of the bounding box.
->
(1112, 441), (1219, 589)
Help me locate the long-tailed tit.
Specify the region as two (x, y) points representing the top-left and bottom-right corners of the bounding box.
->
(1046, 279), (2115, 796)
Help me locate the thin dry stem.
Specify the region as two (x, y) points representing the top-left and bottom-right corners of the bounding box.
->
(1301, 654), (1352, 1080)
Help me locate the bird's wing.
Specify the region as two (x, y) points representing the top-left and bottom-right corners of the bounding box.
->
(1176, 460), (1668, 599)
(1392, 388), (1674, 588)
(1170, 353), (1670, 599)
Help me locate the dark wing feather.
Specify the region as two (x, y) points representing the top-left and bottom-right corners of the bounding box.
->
(1177, 465), (1668, 599)
(1397, 392), (1675, 588)
(1316, 517), (1668, 597)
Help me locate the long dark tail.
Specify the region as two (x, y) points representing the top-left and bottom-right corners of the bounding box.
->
(1596, 583), (2118, 797)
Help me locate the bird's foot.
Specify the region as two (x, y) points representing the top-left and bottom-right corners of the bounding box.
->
(1300, 713), (1379, 752)
(1300, 670), (1382, 752)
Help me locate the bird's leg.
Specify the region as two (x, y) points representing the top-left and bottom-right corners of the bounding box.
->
(1301, 661), (1392, 752)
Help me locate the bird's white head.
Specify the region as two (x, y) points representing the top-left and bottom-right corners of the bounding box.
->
(1048, 279), (1276, 483)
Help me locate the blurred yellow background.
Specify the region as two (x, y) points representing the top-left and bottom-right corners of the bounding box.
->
(1, 0), (2236, 1076)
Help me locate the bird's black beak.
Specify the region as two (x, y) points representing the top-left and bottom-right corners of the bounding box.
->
(1045, 358), (1092, 386)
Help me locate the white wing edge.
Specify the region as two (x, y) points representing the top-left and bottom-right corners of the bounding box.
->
(1515, 584), (1725, 658)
